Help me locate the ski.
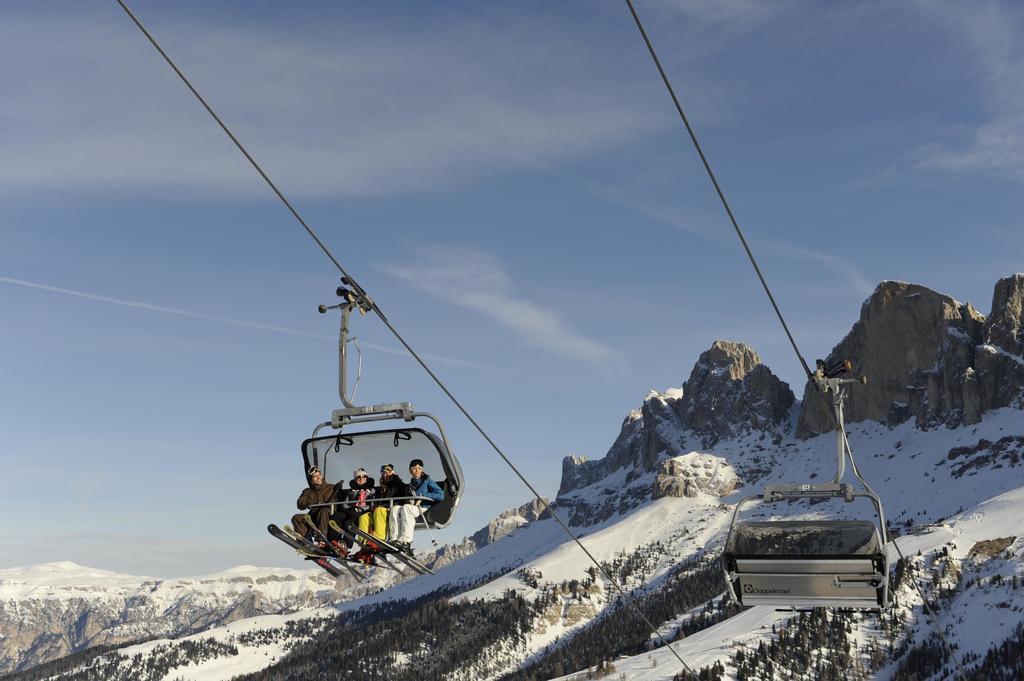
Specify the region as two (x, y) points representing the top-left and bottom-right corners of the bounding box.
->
(299, 515), (355, 560)
(327, 520), (405, 574)
(286, 522), (370, 577)
(269, 523), (329, 557)
(267, 524), (345, 578)
(281, 524), (311, 544)
(296, 516), (368, 577)
(351, 526), (435, 575)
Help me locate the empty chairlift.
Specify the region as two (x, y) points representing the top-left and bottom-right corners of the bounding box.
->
(722, 359), (890, 611)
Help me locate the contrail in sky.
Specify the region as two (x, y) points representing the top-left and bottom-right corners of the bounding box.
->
(0, 275), (495, 370)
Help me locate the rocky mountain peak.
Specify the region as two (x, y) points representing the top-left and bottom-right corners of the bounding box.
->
(987, 274), (1024, 355)
(558, 391), (678, 497)
(976, 273), (1024, 414)
(797, 276), (1024, 438)
(691, 340), (761, 380)
(558, 341), (793, 500)
(471, 498), (549, 547)
(674, 340), (795, 448)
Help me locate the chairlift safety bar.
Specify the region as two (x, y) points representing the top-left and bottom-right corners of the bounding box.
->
(308, 496), (436, 512)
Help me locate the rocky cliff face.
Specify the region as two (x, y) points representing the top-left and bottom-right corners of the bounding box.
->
(470, 498), (550, 546)
(797, 276), (1024, 437)
(559, 341), (793, 498)
(976, 274), (1024, 415)
(558, 406), (648, 497)
(652, 453), (739, 499)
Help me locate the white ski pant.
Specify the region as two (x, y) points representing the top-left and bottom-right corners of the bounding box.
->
(387, 504), (423, 544)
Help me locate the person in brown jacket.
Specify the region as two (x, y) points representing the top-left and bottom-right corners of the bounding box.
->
(291, 466), (338, 543)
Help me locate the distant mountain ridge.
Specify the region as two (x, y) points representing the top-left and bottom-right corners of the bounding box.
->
(0, 561), (336, 674)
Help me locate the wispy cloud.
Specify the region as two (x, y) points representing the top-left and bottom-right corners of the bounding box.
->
(653, 0), (789, 27)
(755, 242), (875, 295)
(0, 275), (492, 370)
(499, 152), (874, 298)
(0, 8), (659, 197)
(376, 247), (618, 366)
(910, 1), (1024, 180)
(495, 149), (874, 298)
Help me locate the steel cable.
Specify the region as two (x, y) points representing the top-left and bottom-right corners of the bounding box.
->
(890, 539), (965, 676)
(625, 0), (963, 674)
(622, 0), (849, 437)
(114, 1), (697, 676)
(623, 0), (813, 382)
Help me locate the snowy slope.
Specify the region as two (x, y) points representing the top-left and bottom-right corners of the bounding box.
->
(109, 609), (332, 681)
(548, 484), (1024, 681)
(460, 404), (1024, 680)
(455, 494), (726, 603)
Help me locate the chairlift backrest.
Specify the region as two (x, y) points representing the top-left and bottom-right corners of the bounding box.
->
(723, 518), (888, 610)
(302, 426), (463, 529)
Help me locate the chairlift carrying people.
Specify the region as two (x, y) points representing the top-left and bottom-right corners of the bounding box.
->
(722, 358), (891, 611)
(269, 283), (463, 578)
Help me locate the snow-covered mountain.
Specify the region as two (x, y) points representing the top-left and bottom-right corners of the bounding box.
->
(0, 562), (337, 674)
(6, 275), (1024, 681)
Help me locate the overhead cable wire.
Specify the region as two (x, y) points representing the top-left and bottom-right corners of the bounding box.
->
(113, 2), (697, 676)
(623, 0), (814, 383)
(625, 0), (963, 673)
(889, 539), (964, 676)
(623, 0), (840, 436)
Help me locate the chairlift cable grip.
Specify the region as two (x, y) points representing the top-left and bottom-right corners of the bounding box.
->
(112, 3), (695, 674)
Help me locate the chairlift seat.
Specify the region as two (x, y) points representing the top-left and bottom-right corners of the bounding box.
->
(724, 520), (887, 610)
(421, 480), (455, 526)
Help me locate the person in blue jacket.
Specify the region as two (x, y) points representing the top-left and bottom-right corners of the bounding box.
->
(387, 458), (444, 555)
(408, 459), (444, 506)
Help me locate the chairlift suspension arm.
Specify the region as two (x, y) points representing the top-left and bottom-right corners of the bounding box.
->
(338, 302), (355, 408)
(833, 384), (846, 484)
(810, 363), (868, 486)
(319, 289), (366, 409)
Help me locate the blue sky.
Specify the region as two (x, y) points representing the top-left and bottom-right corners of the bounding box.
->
(1, 0), (1022, 576)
